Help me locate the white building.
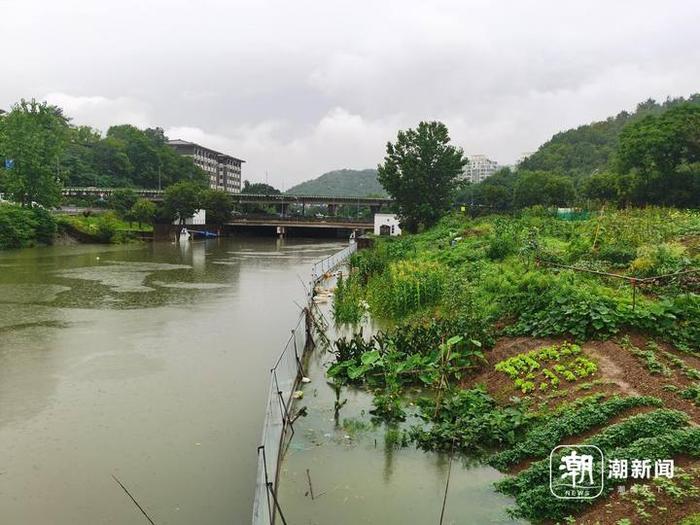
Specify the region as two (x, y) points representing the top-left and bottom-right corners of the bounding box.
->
(167, 139), (244, 194)
(374, 213), (402, 236)
(464, 154), (499, 183)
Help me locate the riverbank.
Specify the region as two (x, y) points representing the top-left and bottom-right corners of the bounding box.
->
(0, 203), (151, 249)
(310, 207), (700, 524)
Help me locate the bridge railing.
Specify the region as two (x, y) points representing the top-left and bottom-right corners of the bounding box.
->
(228, 213), (372, 224)
(252, 242), (357, 525)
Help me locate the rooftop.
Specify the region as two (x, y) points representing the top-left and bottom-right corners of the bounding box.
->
(167, 139), (245, 163)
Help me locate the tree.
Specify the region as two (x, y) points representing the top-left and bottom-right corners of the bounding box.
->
(130, 198), (156, 228)
(581, 171), (619, 204)
(378, 121), (467, 232)
(91, 136), (133, 186)
(461, 167), (517, 209)
(62, 126), (102, 187)
(162, 181), (201, 238)
(615, 103), (700, 207)
(242, 180), (281, 194)
(0, 99), (69, 206)
(201, 188), (233, 229)
(513, 171), (576, 209)
(109, 188), (138, 219)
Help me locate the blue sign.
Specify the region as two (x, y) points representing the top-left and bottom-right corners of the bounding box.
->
(4, 159), (14, 169)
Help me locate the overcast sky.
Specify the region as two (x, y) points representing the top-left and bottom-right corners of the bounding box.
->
(2, 0), (699, 189)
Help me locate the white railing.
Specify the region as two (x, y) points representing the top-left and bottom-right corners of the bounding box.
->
(310, 242), (357, 283)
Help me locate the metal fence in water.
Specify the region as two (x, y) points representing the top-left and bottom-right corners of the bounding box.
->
(252, 242), (357, 525)
(311, 242), (357, 283)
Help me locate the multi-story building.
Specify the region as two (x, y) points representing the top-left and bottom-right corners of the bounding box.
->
(464, 154), (499, 184)
(167, 139), (244, 194)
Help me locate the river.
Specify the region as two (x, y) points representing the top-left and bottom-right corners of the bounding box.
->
(0, 238), (343, 524)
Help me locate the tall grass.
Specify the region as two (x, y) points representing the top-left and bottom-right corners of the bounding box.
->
(368, 260), (446, 319)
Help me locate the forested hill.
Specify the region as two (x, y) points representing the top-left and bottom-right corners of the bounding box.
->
(520, 94), (700, 178)
(286, 169), (387, 197)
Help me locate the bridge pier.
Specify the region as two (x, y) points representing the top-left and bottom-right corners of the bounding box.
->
(277, 203), (289, 217)
(327, 203), (337, 216)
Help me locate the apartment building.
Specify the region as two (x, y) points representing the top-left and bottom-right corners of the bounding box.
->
(167, 139), (244, 194)
(464, 154), (499, 184)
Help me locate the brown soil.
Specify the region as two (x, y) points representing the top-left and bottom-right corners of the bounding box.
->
(585, 337), (700, 424)
(464, 336), (561, 403)
(575, 460), (700, 525)
(474, 334), (700, 524)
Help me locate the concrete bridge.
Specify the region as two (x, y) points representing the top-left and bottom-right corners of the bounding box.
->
(62, 187), (391, 237)
(224, 215), (373, 237)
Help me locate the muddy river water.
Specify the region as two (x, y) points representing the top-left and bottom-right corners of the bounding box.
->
(0, 238), (342, 524)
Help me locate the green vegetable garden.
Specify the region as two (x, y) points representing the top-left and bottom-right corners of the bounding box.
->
(328, 206), (700, 524)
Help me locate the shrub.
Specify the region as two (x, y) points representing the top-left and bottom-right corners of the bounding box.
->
(0, 204), (37, 248)
(630, 242), (690, 277)
(0, 203), (56, 249)
(93, 212), (119, 243)
(410, 386), (531, 451)
(486, 219), (521, 260)
(30, 206), (57, 243)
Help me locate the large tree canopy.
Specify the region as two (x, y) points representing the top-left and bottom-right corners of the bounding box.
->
(162, 180), (202, 227)
(615, 103), (700, 207)
(378, 121), (466, 232)
(242, 181), (281, 194)
(201, 188), (234, 227)
(513, 171), (576, 208)
(0, 99), (70, 207)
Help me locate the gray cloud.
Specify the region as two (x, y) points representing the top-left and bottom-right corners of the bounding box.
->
(1, 0), (699, 189)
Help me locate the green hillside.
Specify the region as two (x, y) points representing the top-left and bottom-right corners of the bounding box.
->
(286, 169), (386, 197)
(520, 94), (700, 179)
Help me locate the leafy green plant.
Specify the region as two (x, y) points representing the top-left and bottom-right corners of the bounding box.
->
(496, 409), (690, 497)
(495, 342), (597, 394)
(662, 349), (700, 380)
(488, 395), (663, 470)
(620, 337), (673, 376)
(409, 386), (531, 452)
(630, 242), (690, 278)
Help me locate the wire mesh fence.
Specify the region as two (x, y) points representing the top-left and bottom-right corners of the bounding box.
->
(252, 243), (357, 525)
(310, 242), (357, 283)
